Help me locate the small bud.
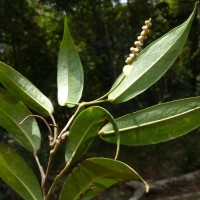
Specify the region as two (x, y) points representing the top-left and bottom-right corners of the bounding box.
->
(48, 135), (53, 142)
(56, 139), (60, 145)
(61, 134), (65, 140)
(134, 41), (143, 47)
(142, 25), (148, 30)
(137, 36), (144, 41)
(123, 65), (132, 76)
(130, 47), (140, 53)
(125, 57), (132, 64)
(145, 19), (152, 27)
(129, 53), (136, 59)
(141, 30), (148, 36)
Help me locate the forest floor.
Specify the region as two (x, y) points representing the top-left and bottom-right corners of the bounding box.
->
(94, 171), (200, 200)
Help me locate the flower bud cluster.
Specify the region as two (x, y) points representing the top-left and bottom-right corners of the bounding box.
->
(125, 18), (152, 65)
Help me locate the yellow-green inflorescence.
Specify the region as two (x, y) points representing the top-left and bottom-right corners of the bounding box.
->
(125, 18), (152, 65)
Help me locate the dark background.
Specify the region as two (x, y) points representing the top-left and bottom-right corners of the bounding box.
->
(0, 0), (200, 199)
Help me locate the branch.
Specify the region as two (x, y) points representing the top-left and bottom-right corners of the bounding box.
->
(34, 153), (46, 196)
(20, 114), (53, 142)
(58, 104), (83, 138)
(45, 161), (70, 200)
(49, 113), (58, 146)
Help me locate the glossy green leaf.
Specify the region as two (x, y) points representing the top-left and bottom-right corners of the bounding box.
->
(0, 144), (42, 200)
(59, 158), (148, 200)
(0, 88), (41, 152)
(108, 4), (196, 103)
(100, 96), (200, 146)
(65, 106), (119, 164)
(0, 61), (54, 116)
(57, 17), (84, 107)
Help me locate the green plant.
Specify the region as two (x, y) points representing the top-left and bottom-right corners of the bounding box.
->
(0, 3), (199, 200)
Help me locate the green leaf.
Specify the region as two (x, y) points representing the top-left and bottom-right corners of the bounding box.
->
(59, 158), (148, 200)
(100, 96), (200, 146)
(57, 17), (84, 107)
(0, 61), (54, 116)
(108, 4), (196, 103)
(65, 106), (119, 164)
(0, 144), (43, 200)
(0, 88), (41, 152)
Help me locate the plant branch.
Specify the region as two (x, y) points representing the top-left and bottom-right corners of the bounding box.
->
(59, 99), (110, 139)
(58, 74), (125, 139)
(45, 161), (71, 200)
(94, 74), (125, 101)
(20, 115), (53, 142)
(34, 153), (46, 197)
(45, 97), (116, 199)
(58, 103), (84, 138)
(42, 151), (55, 196)
(58, 76), (123, 140)
(49, 113), (58, 146)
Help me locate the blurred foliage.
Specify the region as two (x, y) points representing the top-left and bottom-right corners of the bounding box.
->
(0, 0), (200, 199)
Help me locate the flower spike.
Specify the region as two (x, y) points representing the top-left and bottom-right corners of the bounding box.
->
(125, 18), (152, 65)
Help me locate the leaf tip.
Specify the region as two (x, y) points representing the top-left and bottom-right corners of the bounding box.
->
(145, 183), (150, 193)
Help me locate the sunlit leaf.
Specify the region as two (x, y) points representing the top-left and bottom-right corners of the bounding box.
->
(59, 158), (148, 200)
(0, 61), (54, 116)
(108, 4), (196, 103)
(0, 144), (42, 200)
(65, 106), (118, 164)
(57, 17), (84, 107)
(0, 88), (41, 152)
(100, 96), (200, 146)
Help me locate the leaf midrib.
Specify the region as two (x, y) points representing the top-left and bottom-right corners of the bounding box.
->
(102, 106), (200, 134)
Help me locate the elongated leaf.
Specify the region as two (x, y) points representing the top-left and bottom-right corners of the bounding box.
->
(0, 88), (41, 152)
(100, 96), (200, 146)
(108, 4), (196, 103)
(0, 144), (43, 200)
(0, 61), (54, 116)
(65, 106), (118, 164)
(59, 158), (148, 200)
(57, 17), (84, 107)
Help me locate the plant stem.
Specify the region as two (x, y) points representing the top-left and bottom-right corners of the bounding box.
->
(44, 139), (61, 179)
(59, 99), (110, 139)
(93, 74), (125, 101)
(34, 153), (46, 197)
(58, 103), (83, 138)
(49, 113), (58, 145)
(20, 114), (56, 147)
(45, 161), (71, 200)
(45, 94), (114, 199)
(58, 75), (125, 139)
(20, 115), (53, 139)
(83, 99), (110, 106)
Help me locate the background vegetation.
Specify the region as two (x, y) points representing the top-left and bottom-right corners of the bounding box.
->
(0, 0), (200, 199)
